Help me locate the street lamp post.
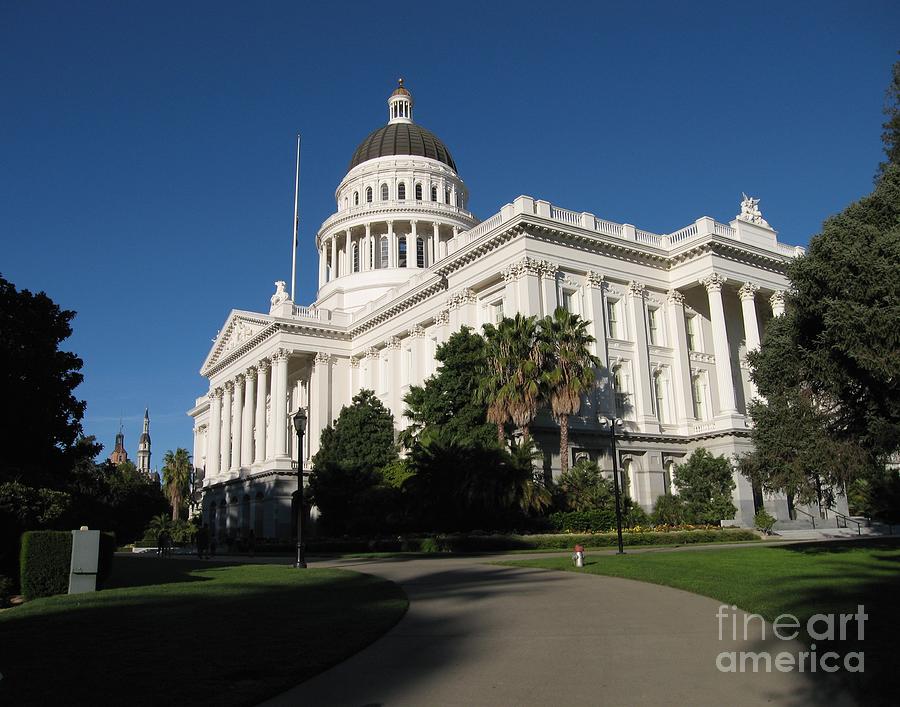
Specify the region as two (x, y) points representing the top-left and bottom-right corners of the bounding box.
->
(599, 416), (625, 555)
(291, 408), (308, 569)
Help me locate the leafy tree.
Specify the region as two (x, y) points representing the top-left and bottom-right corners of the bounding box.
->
(540, 307), (600, 474)
(651, 493), (685, 525)
(0, 275), (89, 488)
(480, 314), (544, 441)
(162, 448), (192, 521)
(309, 390), (398, 534)
(553, 459), (615, 512)
(673, 449), (736, 524)
(403, 327), (495, 448)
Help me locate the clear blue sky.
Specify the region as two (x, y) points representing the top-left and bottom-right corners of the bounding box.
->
(2, 1), (898, 467)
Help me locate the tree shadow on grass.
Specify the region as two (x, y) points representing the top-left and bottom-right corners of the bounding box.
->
(102, 556), (241, 589)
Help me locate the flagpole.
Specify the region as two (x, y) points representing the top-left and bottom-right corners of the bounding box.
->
(290, 133), (301, 303)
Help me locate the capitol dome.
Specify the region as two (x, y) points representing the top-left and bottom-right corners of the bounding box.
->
(348, 122), (457, 172)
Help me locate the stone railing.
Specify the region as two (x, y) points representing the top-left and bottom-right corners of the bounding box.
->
(291, 305), (351, 326)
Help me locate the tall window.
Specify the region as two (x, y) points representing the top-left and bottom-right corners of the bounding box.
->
(692, 374), (705, 420)
(606, 299), (619, 339)
(398, 237), (407, 267)
(430, 185), (437, 201)
(415, 183), (423, 200)
(648, 308), (660, 345)
(416, 237), (425, 267)
(613, 368), (627, 417)
(353, 191), (359, 206)
(654, 373), (666, 423)
(365, 186), (373, 203)
(398, 182), (406, 200)
(686, 315), (698, 352)
(352, 243), (359, 272)
(381, 183), (389, 201)
(491, 300), (504, 323)
(563, 290), (577, 313)
(445, 188), (451, 204)
(380, 236), (389, 268)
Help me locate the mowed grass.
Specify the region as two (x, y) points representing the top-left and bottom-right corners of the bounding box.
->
(503, 539), (900, 702)
(0, 557), (408, 706)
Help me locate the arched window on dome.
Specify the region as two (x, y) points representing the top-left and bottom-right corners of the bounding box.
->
(444, 188), (451, 204)
(380, 236), (389, 268)
(352, 243), (359, 273)
(353, 191), (359, 206)
(398, 182), (406, 201)
(366, 187), (373, 203)
(343, 197), (348, 210)
(381, 183), (389, 201)
(416, 237), (425, 268)
(398, 236), (407, 268)
(430, 185), (437, 201)
(415, 183), (423, 201)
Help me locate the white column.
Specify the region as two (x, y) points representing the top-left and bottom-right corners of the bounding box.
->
(739, 283), (761, 352)
(318, 242), (325, 287)
(273, 349), (289, 458)
(388, 221), (396, 268)
(770, 291), (786, 318)
(409, 326), (427, 386)
(540, 262), (558, 315)
(584, 272), (609, 412)
(364, 224), (371, 271)
(343, 230), (351, 274)
(701, 274), (738, 415)
(242, 368), (255, 467)
(627, 281), (657, 429)
(207, 388), (222, 479)
(221, 381), (233, 474)
(255, 360), (269, 463)
(310, 352), (331, 456)
(232, 374), (244, 472)
(431, 222), (438, 265)
(408, 221), (417, 268)
(666, 290), (694, 423)
(329, 235), (336, 280)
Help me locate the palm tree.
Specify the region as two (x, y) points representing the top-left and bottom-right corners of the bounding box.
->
(147, 513), (172, 538)
(480, 314), (544, 443)
(162, 448), (192, 521)
(540, 307), (601, 475)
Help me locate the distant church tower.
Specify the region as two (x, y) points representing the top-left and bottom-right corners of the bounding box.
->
(137, 408), (151, 475)
(109, 424), (128, 465)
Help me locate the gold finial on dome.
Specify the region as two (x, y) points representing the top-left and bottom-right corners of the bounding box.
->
(391, 77), (411, 98)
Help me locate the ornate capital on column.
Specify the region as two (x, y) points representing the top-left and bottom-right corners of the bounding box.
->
(666, 289), (685, 305)
(738, 282), (759, 301)
(223, 380), (234, 393)
(245, 366), (257, 381)
(272, 348), (290, 363)
(435, 309), (450, 326)
(365, 346), (381, 359)
(408, 325), (426, 338)
(539, 260), (559, 278)
(257, 358), (270, 373)
(699, 273), (727, 293)
(586, 271), (605, 289)
(627, 280), (646, 298)
(501, 263), (519, 283)
(314, 351), (331, 366)
(520, 256), (543, 276)
(384, 336), (401, 350)
(210, 387), (223, 401)
(234, 373), (245, 386)
(349, 357), (361, 369)
(770, 291), (786, 310)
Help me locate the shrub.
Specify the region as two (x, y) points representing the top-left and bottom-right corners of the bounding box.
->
(98, 531), (115, 586)
(548, 509), (617, 533)
(754, 509), (777, 535)
(20, 530), (72, 600)
(652, 494), (686, 525)
(0, 574), (14, 606)
(624, 504), (650, 527)
(673, 448), (737, 523)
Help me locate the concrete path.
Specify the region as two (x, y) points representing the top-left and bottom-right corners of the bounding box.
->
(262, 554), (853, 706)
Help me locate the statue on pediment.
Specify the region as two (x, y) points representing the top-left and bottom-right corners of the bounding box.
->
(271, 280), (291, 308)
(737, 193), (770, 228)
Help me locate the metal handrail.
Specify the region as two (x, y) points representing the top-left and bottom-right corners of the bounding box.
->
(833, 511), (866, 536)
(793, 506), (816, 529)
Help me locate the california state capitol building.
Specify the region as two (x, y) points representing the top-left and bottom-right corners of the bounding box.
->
(188, 80), (846, 540)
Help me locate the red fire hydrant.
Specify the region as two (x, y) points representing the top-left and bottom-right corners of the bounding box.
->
(573, 543), (585, 568)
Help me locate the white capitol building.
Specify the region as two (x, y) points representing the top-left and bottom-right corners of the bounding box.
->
(189, 81), (840, 539)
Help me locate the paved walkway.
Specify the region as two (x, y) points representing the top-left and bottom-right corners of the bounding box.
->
(261, 554), (854, 706)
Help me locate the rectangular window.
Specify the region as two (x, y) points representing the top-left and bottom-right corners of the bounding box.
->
(493, 300), (504, 323)
(613, 368), (627, 417)
(686, 315), (698, 352)
(648, 308), (659, 345)
(380, 238), (389, 269)
(606, 299), (619, 339)
(563, 290), (577, 314)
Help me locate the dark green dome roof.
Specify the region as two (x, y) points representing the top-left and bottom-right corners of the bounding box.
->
(348, 122), (457, 172)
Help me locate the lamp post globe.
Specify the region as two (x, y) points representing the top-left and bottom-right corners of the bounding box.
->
(292, 408), (308, 568)
(599, 416), (626, 555)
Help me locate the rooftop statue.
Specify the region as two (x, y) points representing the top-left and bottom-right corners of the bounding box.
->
(737, 193), (770, 228)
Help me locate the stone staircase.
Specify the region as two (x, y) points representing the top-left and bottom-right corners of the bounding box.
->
(771, 516), (896, 541)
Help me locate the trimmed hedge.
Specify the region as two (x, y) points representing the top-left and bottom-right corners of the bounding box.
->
(20, 530), (116, 600)
(549, 510), (617, 533)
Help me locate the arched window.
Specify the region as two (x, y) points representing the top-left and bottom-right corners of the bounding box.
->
(415, 183), (423, 200)
(380, 236), (389, 268)
(352, 243), (359, 272)
(416, 237), (425, 267)
(430, 185), (437, 201)
(366, 187), (373, 203)
(445, 188), (451, 204)
(398, 236), (407, 268)
(381, 183), (389, 201)
(398, 182), (406, 200)
(343, 197), (348, 210)
(353, 191), (359, 206)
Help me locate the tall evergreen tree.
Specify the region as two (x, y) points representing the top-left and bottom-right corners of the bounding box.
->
(878, 55), (900, 179)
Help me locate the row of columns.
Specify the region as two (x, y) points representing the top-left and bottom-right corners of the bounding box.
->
(319, 221), (461, 285)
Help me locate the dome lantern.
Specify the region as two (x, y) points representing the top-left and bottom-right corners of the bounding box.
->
(388, 78), (413, 125)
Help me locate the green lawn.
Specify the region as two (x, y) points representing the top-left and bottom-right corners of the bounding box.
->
(503, 539), (900, 702)
(0, 557), (408, 706)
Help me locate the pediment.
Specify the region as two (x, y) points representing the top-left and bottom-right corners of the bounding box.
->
(200, 310), (273, 375)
